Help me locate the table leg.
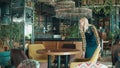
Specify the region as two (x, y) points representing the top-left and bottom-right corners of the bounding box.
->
(57, 55), (61, 68)
(65, 55), (69, 68)
(48, 55), (51, 68)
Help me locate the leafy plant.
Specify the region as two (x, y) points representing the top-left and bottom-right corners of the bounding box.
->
(65, 23), (81, 38)
(114, 27), (120, 39)
(107, 31), (115, 41)
(92, 0), (114, 17)
(0, 22), (24, 48)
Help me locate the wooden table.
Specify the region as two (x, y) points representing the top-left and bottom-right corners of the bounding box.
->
(37, 49), (80, 68)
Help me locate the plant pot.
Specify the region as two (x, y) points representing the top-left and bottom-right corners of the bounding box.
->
(0, 51), (11, 66)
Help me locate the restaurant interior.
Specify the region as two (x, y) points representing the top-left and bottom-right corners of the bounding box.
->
(0, 0), (120, 68)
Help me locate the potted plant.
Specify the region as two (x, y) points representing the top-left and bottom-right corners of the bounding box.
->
(0, 22), (24, 50)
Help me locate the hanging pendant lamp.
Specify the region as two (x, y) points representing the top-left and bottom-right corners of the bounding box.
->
(55, 7), (92, 20)
(37, 0), (56, 6)
(55, 0), (75, 9)
(55, 0), (92, 20)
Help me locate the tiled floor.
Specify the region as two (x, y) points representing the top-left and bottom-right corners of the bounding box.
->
(98, 56), (113, 68)
(99, 50), (113, 68)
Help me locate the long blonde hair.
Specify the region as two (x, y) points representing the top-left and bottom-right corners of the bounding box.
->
(79, 17), (89, 32)
(79, 17), (100, 52)
(79, 17), (89, 51)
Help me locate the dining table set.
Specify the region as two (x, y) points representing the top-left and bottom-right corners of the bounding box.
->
(37, 49), (80, 68)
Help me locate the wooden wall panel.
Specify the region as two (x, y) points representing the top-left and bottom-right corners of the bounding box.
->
(73, 42), (83, 59)
(42, 41), (57, 49)
(57, 41), (73, 49)
(34, 41), (42, 44)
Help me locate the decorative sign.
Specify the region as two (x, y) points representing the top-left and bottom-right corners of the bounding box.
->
(25, 8), (33, 24)
(25, 0), (33, 8)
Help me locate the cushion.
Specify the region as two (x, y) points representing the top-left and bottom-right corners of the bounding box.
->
(74, 62), (108, 68)
(17, 59), (40, 68)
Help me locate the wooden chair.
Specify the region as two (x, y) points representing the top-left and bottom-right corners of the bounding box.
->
(28, 44), (55, 62)
(70, 45), (101, 68)
(54, 44), (76, 65)
(103, 41), (112, 56)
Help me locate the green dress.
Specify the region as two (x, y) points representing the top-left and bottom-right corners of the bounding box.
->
(85, 27), (98, 58)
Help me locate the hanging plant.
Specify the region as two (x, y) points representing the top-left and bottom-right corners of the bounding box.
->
(92, 0), (114, 17)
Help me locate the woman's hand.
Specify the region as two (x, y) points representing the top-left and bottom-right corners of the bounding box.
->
(81, 51), (85, 58)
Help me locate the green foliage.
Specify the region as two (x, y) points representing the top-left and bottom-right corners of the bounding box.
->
(114, 28), (120, 38)
(107, 31), (115, 40)
(65, 23), (80, 38)
(0, 22), (24, 42)
(92, 0), (114, 17)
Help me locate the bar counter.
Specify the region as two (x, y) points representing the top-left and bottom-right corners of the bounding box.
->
(34, 38), (81, 41)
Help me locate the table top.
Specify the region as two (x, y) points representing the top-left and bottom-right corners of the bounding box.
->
(103, 41), (109, 43)
(37, 49), (80, 56)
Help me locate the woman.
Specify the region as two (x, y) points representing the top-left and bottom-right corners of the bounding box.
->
(112, 35), (120, 66)
(79, 17), (100, 58)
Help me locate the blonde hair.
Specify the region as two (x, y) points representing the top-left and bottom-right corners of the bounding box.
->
(79, 17), (89, 51)
(79, 17), (100, 52)
(79, 17), (89, 32)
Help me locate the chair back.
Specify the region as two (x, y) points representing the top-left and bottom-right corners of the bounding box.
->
(28, 44), (48, 62)
(70, 24), (101, 68)
(62, 44), (76, 49)
(11, 49), (28, 67)
(0, 51), (10, 66)
(89, 45), (101, 63)
(70, 62), (108, 68)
